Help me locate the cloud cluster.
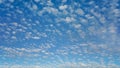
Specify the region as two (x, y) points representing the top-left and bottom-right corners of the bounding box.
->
(0, 62), (120, 68)
(0, 0), (120, 67)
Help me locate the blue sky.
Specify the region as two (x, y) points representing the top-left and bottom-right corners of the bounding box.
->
(0, 0), (120, 68)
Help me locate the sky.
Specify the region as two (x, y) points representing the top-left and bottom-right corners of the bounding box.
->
(0, 0), (120, 68)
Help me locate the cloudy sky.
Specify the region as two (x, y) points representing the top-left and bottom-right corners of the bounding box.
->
(0, 0), (120, 68)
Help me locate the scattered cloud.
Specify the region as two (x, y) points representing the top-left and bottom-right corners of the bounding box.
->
(0, 0), (120, 67)
(59, 5), (68, 10)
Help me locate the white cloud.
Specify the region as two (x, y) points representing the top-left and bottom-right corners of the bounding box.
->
(99, 16), (106, 23)
(79, 18), (88, 23)
(73, 24), (81, 28)
(62, 0), (67, 3)
(34, 0), (40, 3)
(65, 17), (75, 23)
(9, 0), (14, 3)
(47, 0), (54, 6)
(108, 24), (117, 33)
(0, 62), (119, 68)
(32, 4), (38, 10)
(38, 7), (59, 16)
(16, 48), (42, 53)
(12, 22), (18, 26)
(11, 36), (17, 40)
(65, 17), (71, 22)
(32, 36), (40, 39)
(16, 9), (23, 14)
(59, 5), (67, 10)
(0, 0), (3, 4)
(113, 9), (120, 17)
(75, 8), (84, 15)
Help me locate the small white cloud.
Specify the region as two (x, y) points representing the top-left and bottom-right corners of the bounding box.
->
(100, 16), (106, 23)
(65, 17), (71, 22)
(108, 25), (116, 33)
(34, 0), (40, 3)
(0, 23), (7, 26)
(113, 9), (120, 17)
(73, 24), (81, 28)
(79, 18), (88, 23)
(12, 22), (18, 26)
(65, 17), (75, 23)
(32, 4), (38, 10)
(38, 7), (59, 16)
(16, 48), (42, 53)
(47, 0), (54, 6)
(16, 9), (23, 14)
(37, 10), (43, 16)
(11, 36), (16, 39)
(59, 5), (67, 10)
(9, 0), (14, 3)
(0, 0), (3, 4)
(76, 8), (84, 15)
(0, 63), (120, 68)
(62, 0), (67, 3)
(32, 36), (40, 39)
